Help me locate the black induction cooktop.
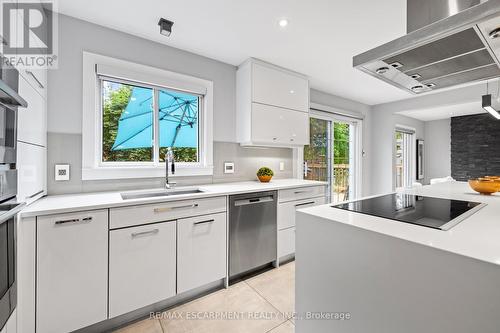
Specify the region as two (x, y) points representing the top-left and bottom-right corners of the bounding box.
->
(332, 193), (485, 230)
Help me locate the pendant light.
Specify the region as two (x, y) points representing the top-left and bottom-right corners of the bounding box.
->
(482, 81), (500, 120)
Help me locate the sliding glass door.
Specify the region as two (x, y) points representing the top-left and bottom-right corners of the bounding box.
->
(304, 112), (361, 203)
(394, 129), (414, 189)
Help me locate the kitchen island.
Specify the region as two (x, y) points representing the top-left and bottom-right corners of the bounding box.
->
(295, 181), (500, 333)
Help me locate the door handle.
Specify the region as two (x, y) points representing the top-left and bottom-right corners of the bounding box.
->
(194, 219), (214, 225)
(295, 201), (315, 208)
(154, 203), (198, 213)
(234, 196), (274, 206)
(131, 228), (159, 238)
(55, 217), (92, 225)
(25, 70), (44, 89)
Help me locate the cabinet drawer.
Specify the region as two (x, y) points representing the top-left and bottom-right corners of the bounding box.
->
(110, 196), (226, 229)
(251, 103), (309, 145)
(278, 196), (326, 230)
(252, 63), (309, 112)
(109, 221), (176, 318)
(278, 186), (326, 203)
(36, 210), (108, 333)
(177, 213), (226, 293)
(278, 227), (295, 258)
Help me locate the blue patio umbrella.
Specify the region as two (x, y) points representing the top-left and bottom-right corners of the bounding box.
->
(111, 87), (198, 151)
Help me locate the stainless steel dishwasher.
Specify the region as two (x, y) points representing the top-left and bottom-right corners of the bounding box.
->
(229, 191), (277, 278)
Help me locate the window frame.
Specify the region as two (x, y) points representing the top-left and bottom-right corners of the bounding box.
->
(393, 125), (416, 190)
(82, 52), (214, 180)
(97, 75), (203, 167)
(297, 102), (364, 202)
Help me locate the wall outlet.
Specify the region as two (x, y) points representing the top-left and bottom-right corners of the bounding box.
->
(55, 164), (70, 181)
(279, 161), (285, 171)
(224, 162), (235, 174)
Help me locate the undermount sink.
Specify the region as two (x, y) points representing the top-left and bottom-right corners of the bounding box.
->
(121, 188), (204, 200)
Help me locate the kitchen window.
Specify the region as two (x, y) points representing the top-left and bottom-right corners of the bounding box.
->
(100, 78), (200, 164)
(82, 52), (213, 180)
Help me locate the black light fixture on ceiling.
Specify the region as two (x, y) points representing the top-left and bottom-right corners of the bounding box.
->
(158, 18), (174, 37)
(482, 81), (500, 120)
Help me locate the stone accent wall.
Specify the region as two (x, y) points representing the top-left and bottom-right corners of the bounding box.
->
(451, 114), (500, 181)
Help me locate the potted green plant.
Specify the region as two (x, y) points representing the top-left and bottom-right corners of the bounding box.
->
(257, 167), (274, 183)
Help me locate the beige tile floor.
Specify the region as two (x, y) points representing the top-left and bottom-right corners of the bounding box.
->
(113, 261), (295, 333)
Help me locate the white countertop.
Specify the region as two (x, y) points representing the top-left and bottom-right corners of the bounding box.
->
(21, 178), (327, 218)
(299, 181), (500, 266)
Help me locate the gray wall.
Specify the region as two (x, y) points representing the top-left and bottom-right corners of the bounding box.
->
(370, 102), (425, 195)
(424, 119), (451, 184)
(47, 14), (293, 194)
(451, 114), (500, 181)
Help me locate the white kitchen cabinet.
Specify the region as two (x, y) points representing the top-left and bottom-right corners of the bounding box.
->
(278, 227), (295, 258)
(252, 62), (309, 112)
(109, 220), (176, 318)
(109, 196), (226, 229)
(277, 186), (327, 260)
(278, 196), (326, 230)
(17, 75), (47, 146)
(236, 58), (309, 147)
(251, 103), (309, 146)
(177, 212), (226, 293)
(16, 141), (46, 203)
(279, 185), (327, 203)
(36, 210), (108, 333)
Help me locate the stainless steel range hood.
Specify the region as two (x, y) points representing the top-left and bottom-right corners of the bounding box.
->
(353, 0), (500, 94)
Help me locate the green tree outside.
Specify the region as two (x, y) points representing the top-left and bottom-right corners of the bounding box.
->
(102, 83), (197, 163)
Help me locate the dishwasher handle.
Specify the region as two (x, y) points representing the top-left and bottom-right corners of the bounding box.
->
(234, 196), (274, 207)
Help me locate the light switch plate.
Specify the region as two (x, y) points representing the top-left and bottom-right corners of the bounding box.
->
(279, 162), (285, 171)
(224, 162), (235, 174)
(55, 164), (70, 181)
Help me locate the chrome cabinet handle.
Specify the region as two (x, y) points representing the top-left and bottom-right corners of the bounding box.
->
(295, 201), (315, 208)
(154, 203), (199, 213)
(26, 189), (44, 199)
(131, 228), (159, 238)
(294, 190), (310, 194)
(55, 216), (92, 225)
(194, 219), (214, 226)
(25, 70), (44, 89)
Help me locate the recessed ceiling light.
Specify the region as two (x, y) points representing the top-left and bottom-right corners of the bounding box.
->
(158, 18), (174, 37)
(278, 19), (289, 27)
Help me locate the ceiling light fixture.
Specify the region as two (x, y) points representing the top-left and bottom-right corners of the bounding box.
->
(482, 81), (500, 120)
(278, 19), (289, 27)
(158, 18), (174, 37)
(482, 94), (500, 119)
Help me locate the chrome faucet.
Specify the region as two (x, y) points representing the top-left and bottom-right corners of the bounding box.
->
(165, 147), (176, 189)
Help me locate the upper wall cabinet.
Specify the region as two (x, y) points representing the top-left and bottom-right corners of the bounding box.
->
(252, 62), (309, 112)
(236, 58), (310, 147)
(17, 74), (47, 146)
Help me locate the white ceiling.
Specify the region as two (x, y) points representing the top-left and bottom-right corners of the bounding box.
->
(55, 0), (413, 105)
(396, 102), (487, 121)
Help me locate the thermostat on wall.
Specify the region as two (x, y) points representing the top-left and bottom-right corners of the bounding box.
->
(224, 162), (235, 174)
(55, 164), (70, 181)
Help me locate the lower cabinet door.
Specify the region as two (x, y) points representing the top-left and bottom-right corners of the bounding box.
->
(177, 213), (226, 294)
(109, 221), (176, 318)
(278, 227), (295, 259)
(278, 196), (326, 230)
(36, 210), (108, 333)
